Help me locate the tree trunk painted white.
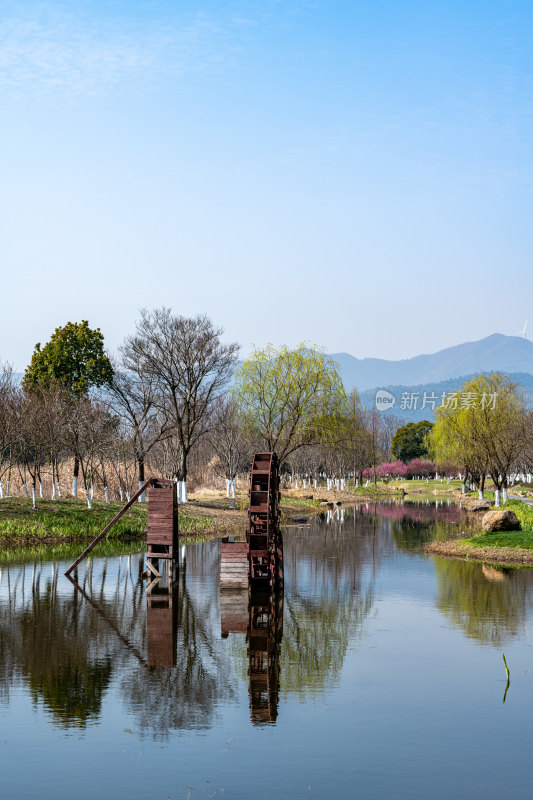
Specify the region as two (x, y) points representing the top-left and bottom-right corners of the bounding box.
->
(226, 479), (231, 498)
(23, 482), (29, 498)
(0, 481), (3, 499)
(183, 481), (188, 502)
(231, 480), (236, 499)
(104, 486), (110, 503)
(341, 508), (345, 523)
(6, 481), (9, 496)
(32, 486), (36, 509)
(461, 482), (466, 494)
(313, 479), (317, 490)
(52, 483), (57, 501)
(478, 489), (484, 500)
(125, 492), (131, 502)
(355, 479), (359, 488)
(39, 481), (43, 498)
(494, 489), (501, 507)
(72, 476), (78, 498)
(85, 490), (92, 509)
(138, 480), (146, 503)
(90, 483), (94, 500)
(57, 481), (62, 498)
(502, 486), (508, 504)
(119, 486), (124, 501)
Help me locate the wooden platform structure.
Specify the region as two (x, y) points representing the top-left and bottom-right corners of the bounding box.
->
(145, 479), (179, 579)
(64, 477), (179, 579)
(220, 542), (248, 589)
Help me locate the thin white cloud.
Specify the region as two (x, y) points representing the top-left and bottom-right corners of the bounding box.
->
(0, 3), (240, 98)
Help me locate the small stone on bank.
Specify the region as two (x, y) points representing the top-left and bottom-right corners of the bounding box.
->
(481, 510), (521, 532)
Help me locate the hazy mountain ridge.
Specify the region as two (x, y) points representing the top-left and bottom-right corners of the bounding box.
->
(331, 333), (533, 392)
(358, 372), (533, 423)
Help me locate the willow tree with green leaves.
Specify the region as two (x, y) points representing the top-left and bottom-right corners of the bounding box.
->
(431, 372), (530, 505)
(430, 398), (482, 496)
(234, 343), (345, 464)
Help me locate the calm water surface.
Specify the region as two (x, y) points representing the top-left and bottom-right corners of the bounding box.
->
(1, 501), (533, 799)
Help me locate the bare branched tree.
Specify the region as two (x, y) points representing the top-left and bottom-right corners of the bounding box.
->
(109, 359), (171, 499)
(121, 308), (239, 500)
(207, 398), (251, 499)
(0, 364), (19, 497)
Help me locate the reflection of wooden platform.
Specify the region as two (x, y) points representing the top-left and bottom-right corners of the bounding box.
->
(220, 589), (248, 636)
(147, 587), (177, 667)
(220, 542), (248, 588)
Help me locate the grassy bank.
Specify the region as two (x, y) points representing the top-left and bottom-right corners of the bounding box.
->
(0, 496), (228, 547)
(0, 487), (328, 549)
(346, 478), (463, 499)
(426, 499), (533, 565)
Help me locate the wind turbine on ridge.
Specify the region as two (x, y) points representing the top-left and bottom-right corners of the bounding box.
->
(515, 321), (528, 338)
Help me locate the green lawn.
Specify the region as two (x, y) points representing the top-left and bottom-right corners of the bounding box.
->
(466, 530), (533, 549)
(462, 499), (533, 549)
(0, 496), (219, 544)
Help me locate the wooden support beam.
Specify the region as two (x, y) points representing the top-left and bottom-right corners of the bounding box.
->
(145, 558), (161, 578)
(64, 479), (156, 576)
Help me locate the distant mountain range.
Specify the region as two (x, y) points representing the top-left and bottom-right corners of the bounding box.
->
(11, 333), (533, 424)
(331, 333), (533, 392)
(330, 333), (533, 422)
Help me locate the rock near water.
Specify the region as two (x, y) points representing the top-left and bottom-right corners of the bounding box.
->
(481, 510), (521, 532)
(465, 499), (492, 513)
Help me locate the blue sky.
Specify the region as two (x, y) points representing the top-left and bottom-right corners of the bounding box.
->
(1, 0), (532, 369)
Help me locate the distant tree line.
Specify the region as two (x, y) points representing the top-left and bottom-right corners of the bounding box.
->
(0, 310), (402, 507)
(2, 310), (532, 508)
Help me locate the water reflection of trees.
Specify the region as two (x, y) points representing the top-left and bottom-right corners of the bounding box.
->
(0, 565), (117, 727)
(122, 575), (237, 739)
(434, 557), (533, 645)
(280, 517), (377, 696)
(355, 500), (464, 553)
(0, 546), (237, 737)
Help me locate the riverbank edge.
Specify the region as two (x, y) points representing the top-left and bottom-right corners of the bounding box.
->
(425, 539), (533, 566)
(423, 498), (533, 565)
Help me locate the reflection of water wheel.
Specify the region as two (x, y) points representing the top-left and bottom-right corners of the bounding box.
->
(247, 588), (283, 724)
(276, 535), (284, 588)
